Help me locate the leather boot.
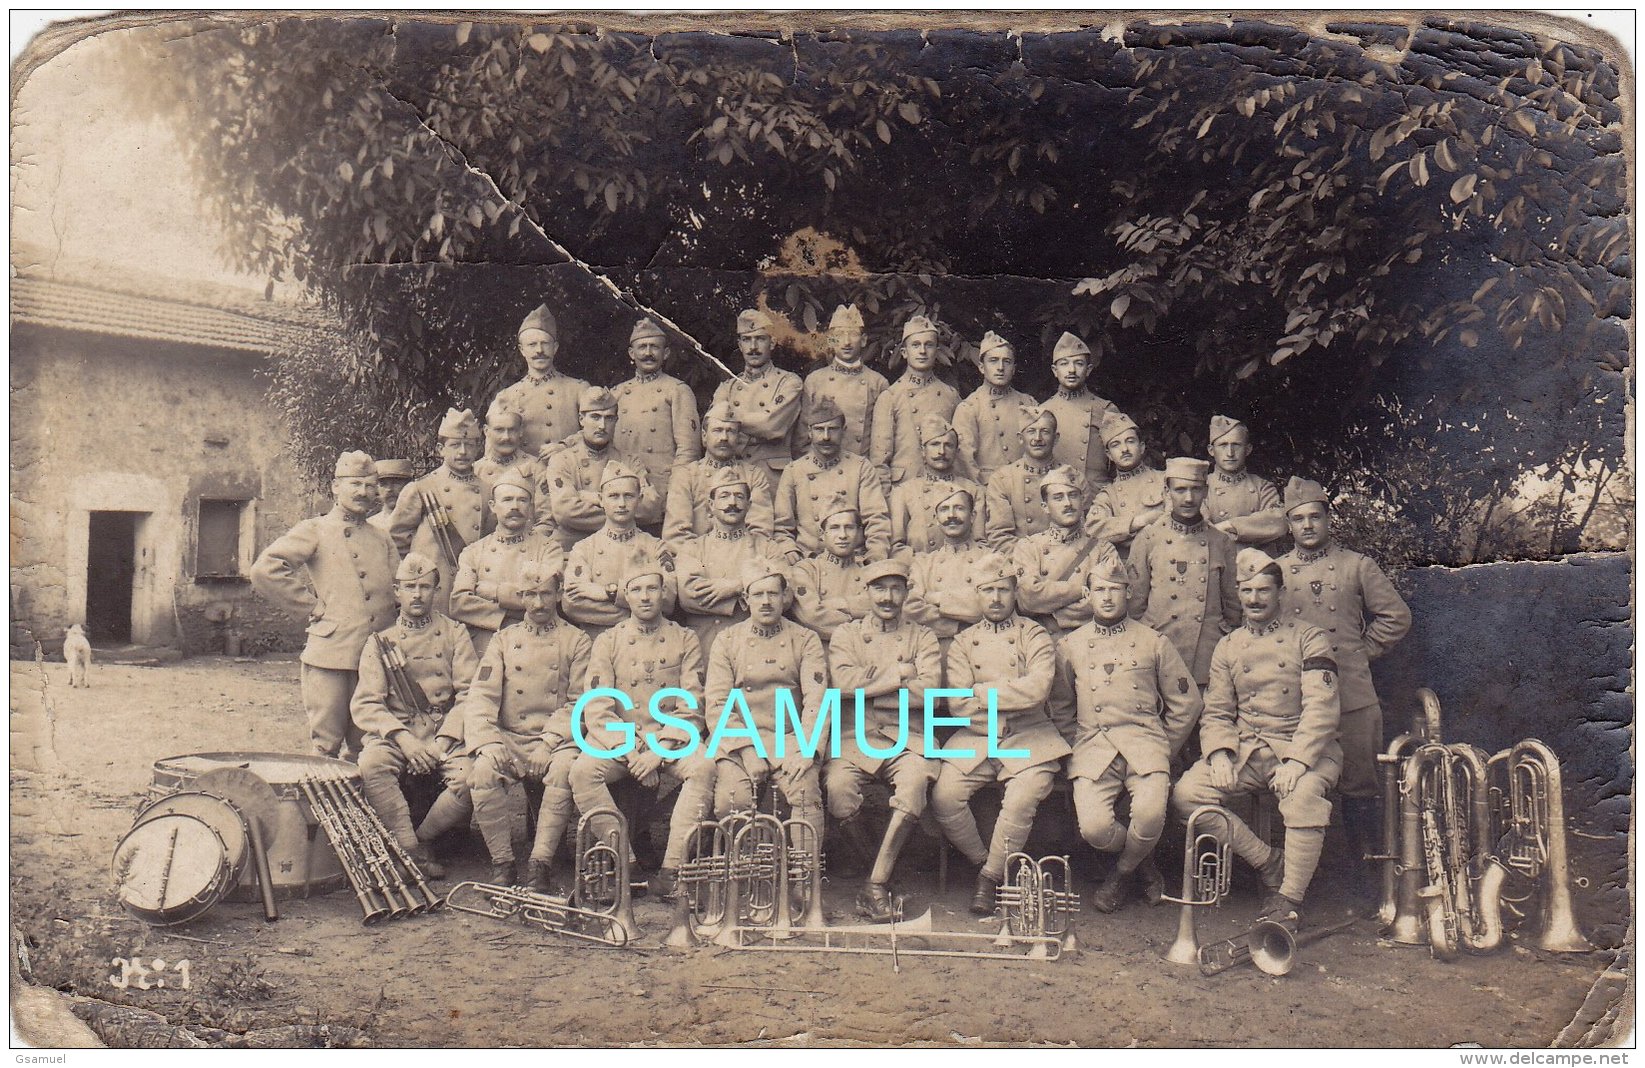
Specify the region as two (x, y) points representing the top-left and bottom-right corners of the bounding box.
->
(1258, 847), (1286, 891)
(526, 859), (555, 896)
(857, 882), (899, 922)
(408, 843), (446, 881)
(1136, 853), (1165, 906)
(970, 871), (1002, 916)
(833, 813), (878, 878)
(649, 867), (680, 903)
(489, 857), (520, 888)
(1091, 865), (1133, 914)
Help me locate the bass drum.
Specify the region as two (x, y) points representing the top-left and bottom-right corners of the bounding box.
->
(112, 812), (234, 926)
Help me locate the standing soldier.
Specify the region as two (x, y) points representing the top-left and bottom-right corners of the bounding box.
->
(1011, 465), (1119, 644)
(888, 419), (985, 558)
(774, 398), (892, 562)
(1204, 415), (1287, 546)
(351, 552), (479, 879)
(560, 462), (672, 638)
(463, 557), (593, 891)
(870, 315), (962, 487)
(614, 316), (701, 507)
(252, 450), (398, 758)
(541, 386), (663, 551)
(905, 486), (990, 658)
(493, 303), (590, 458)
(449, 472), (561, 657)
(704, 559), (830, 844)
(1125, 458), (1240, 687)
(1062, 558), (1201, 913)
(1039, 332), (1121, 489)
(473, 402), (544, 510)
(825, 559), (943, 918)
(931, 553), (1073, 915)
(953, 331), (1034, 485)
(1276, 476), (1411, 888)
(1171, 549), (1343, 927)
(713, 309), (804, 482)
(389, 408), (489, 617)
(788, 497), (874, 646)
(570, 548), (716, 900)
(799, 304), (888, 461)
(673, 467), (787, 657)
(369, 459), (415, 535)
(663, 402), (776, 545)
(1084, 411), (1165, 559)
(983, 406), (1058, 552)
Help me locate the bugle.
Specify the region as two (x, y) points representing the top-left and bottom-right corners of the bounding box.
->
(1199, 919), (1356, 977)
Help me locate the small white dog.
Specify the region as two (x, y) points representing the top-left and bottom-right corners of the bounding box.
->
(63, 624), (92, 688)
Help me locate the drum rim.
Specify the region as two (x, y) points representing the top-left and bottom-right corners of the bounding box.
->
(112, 811), (234, 924)
(133, 790), (251, 883)
(152, 751), (359, 777)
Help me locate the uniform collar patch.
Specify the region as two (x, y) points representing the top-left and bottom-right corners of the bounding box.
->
(498, 530), (527, 545)
(751, 622), (783, 638)
(982, 619), (1017, 633)
(1295, 546), (1332, 563)
(1245, 618), (1283, 636)
(398, 614), (432, 630)
(524, 619), (558, 634)
(711, 527), (746, 541)
(604, 527), (638, 543)
(1168, 517), (1205, 535)
(1091, 620), (1127, 637)
(1214, 470), (1245, 485)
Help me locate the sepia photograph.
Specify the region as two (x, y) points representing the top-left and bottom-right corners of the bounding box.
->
(8, 9), (1633, 1051)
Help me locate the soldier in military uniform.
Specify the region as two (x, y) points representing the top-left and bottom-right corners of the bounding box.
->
(614, 316), (701, 507)
(541, 386), (664, 551)
(1172, 549), (1343, 926)
(473, 402), (544, 512)
(351, 552), (479, 879)
(799, 304), (888, 461)
(870, 315), (962, 487)
(251, 451), (399, 758)
(672, 466), (786, 658)
(493, 303), (591, 457)
(1276, 476), (1411, 889)
(388, 408), (489, 618)
(1011, 464), (1119, 644)
(1084, 411), (1165, 559)
(930, 553), (1073, 914)
(953, 331), (1034, 485)
(1204, 415), (1287, 546)
(570, 548), (715, 900)
(1061, 557), (1201, 913)
(560, 462), (672, 638)
(704, 558), (830, 843)
(825, 558), (943, 917)
(1038, 332), (1121, 489)
(789, 497), (874, 646)
(983, 406), (1058, 552)
(449, 472), (562, 657)
(663, 401), (776, 545)
(1125, 458), (1241, 687)
(888, 419), (985, 558)
(905, 486), (990, 658)
(463, 558), (593, 890)
(369, 459), (415, 535)
(711, 309), (803, 481)
(774, 397), (892, 562)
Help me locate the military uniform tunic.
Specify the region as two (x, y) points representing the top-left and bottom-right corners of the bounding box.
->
(1012, 527), (1120, 638)
(494, 371), (592, 456)
(904, 542), (990, 647)
(941, 617), (1072, 778)
(712, 365), (804, 477)
(869, 372), (962, 483)
(1276, 545), (1410, 715)
(953, 384), (1035, 484)
(825, 616), (943, 817)
(561, 526), (671, 629)
(1039, 388), (1121, 488)
(672, 528), (786, 655)
(662, 456), (776, 546)
(799, 362), (889, 459)
(1061, 618), (1199, 780)
(449, 529), (562, 656)
(614, 371), (702, 501)
(1085, 466), (1166, 559)
(1205, 471), (1287, 545)
(388, 467), (490, 617)
(540, 441), (665, 550)
(788, 553), (873, 644)
(1125, 517), (1240, 685)
(474, 452), (544, 508)
(888, 473), (986, 558)
(983, 458), (1054, 551)
(773, 453), (892, 561)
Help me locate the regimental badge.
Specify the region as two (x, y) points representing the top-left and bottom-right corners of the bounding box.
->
(554, 477), (564, 488)
(1103, 662), (1115, 676)
(813, 671), (825, 684)
(573, 564), (584, 576)
(1323, 671), (1336, 692)
(796, 585), (808, 597)
(478, 666), (493, 682)
(1177, 677), (1190, 695)
(1174, 560), (1187, 576)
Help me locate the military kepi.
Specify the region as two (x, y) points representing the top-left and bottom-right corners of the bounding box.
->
(861, 558), (911, 586)
(374, 458), (414, 481)
(1283, 476), (1329, 514)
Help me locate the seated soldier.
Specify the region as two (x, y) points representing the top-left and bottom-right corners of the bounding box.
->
(930, 553), (1073, 915)
(789, 495), (873, 646)
(1083, 411), (1165, 560)
(351, 552), (479, 879)
(825, 558), (943, 919)
(449, 472), (561, 657)
(662, 402), (776, 546)
(887, 419), (985, 558)
(1170, 549), (1343, 929)
(1061, 557), (1201, 913)
(560, 461), (672, 640)
(673, 466), (787, 657)
(983, 405), (1058, 552)
(464, 558), (594, 891)
(904, 485), (990, 659)
(774, 397), (892, 563)
(1011, 464), (1119, 644)
(570, 548), (715, 901)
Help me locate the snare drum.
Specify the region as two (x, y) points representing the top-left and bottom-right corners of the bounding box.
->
(149, 752), (359, 900)
(133, 791), (250, 890)
(112, 812), (235, 925)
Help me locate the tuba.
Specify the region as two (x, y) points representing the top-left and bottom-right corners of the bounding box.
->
(1162, 805), (1236, 966)
(1488, 739), (1592, 953)
(572, 807), (640, 945)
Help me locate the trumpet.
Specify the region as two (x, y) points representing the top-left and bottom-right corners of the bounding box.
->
(1488, 739), (1592, 953)
(444, 881), (634, 947)
(572, 807), (640, 945)
(1162, 804), (1236, 966)
(999, 853), (1080, 957)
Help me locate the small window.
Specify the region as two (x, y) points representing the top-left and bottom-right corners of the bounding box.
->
(197, 499), (248, 578)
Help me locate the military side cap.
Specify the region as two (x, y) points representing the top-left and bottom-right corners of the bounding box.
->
(1099, 411), (1139, 447)
(518, 556), (565, 593)
(620, 547), (669, 589)
(1209, 414), (1247, 445)
(972, 552), (1017, 588)
(737, 309), (775, 335)
(374, 458), (414, 481)
(818, 491), (859, 527)
(1021, 405), (1057, 432)
(1236, 547), (1281, 584)
(805, 396), (847, 426)
(1051, 331), (1092, 364)
(598, 460), (644, 491)
(1164, 457), (1212, 484)
(396, 551), (440, 583)
(490, 470), (536, 498)
(708, 464), (751, 496)
(919, 416), (957, 445)
(486, 397), (524, 424)
(334, 450), (376, 479)
(902, 314), (939, 341)
(933, 483), (975, 508)
(518, 303), (558, 337)
(703, 401), (741, 428)
(1087, 556), (1130, 587)
(978, 331), (1012, 360)
(1284, 476), (1330, 514)
(740, 556), (789, 592)
(438, 408), (482, 440)
(630, 317), (667, 344)
(828, 304), (866, 333)
(1039, 464), (1086, 495)
(861, 558), (911, 585)
(578, 386), (619, 413)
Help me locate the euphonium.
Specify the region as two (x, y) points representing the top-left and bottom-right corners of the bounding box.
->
(714, 812), (784, 947)
(1490, 739), (1592, 953)
(781, 817), (826, 934)
(573, 807), (639, 944)
(1162, 805), (1235, 966)
(998, 853), (1081, 959)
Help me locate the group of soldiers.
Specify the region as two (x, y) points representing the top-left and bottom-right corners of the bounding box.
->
(250, 302), (1411, 932)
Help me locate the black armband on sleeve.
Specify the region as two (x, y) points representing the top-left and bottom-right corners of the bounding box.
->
(1302, 656), (1338, 674)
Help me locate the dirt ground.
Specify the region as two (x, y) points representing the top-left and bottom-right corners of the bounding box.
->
(9, 657), (1630, 1048)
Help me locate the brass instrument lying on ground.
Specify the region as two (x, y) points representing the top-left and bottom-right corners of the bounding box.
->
(299, 770), (441, 923)
(1198, 919), (1357, 977)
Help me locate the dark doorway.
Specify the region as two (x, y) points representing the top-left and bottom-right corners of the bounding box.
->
(86, 511), (141, 643)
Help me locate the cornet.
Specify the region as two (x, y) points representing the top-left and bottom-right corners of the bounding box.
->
(1162, 804), (1235, 966)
